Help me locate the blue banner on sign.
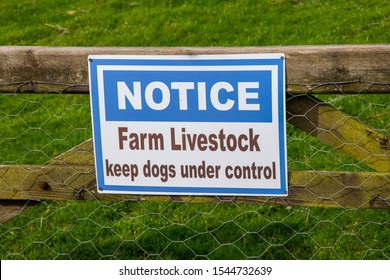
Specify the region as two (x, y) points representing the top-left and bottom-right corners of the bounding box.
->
(102, 70), (273, 122)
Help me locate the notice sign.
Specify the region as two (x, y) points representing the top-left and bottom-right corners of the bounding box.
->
(88, 54), (287, 196)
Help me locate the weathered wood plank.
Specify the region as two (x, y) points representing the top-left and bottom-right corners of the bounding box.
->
(48, 138), (95, 166)
(0, 139), (95, 223)
(287, 94), (390, 172)
(0, 165), (389, 209)
(0, 200), (40, 224)
(1, 45), (390, 94)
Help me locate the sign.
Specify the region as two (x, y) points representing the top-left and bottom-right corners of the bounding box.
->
(88, 54), (287, 196)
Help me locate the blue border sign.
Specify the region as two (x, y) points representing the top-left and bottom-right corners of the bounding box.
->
(88, 54), (287, 196)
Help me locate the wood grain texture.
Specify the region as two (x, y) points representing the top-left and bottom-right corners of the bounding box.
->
(0, 200), (40, 224)
(1, 45), (390, 93)
(1, 163), (389, 209)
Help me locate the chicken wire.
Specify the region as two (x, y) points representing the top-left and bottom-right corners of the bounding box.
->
(0, 80), (389, 260)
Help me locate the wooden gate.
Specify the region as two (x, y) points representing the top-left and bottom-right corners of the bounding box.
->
(1, 45), (389, 224)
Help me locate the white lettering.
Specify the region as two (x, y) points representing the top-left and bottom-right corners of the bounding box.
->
(238, 82), (260, 111)
(117, 81), (261, 111)
(171, 82), (194, 110)
(117, 81), (141, 110)
(197, 82), (207, 110)
(145, 81), (170, 110)
(210, 82), (234, 111)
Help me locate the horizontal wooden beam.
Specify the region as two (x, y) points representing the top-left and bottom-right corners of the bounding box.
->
(1, 165), (389, 209)
(1, 45), (390, 94)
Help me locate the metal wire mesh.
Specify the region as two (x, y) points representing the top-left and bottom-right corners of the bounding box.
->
(0, 80), (389, 260)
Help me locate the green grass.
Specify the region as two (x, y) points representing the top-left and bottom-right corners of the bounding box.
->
(0, 0), (389, 260)
(0, 94), (91, 164)
(1, 0), (390, 46)
(1, 201), (389, 259)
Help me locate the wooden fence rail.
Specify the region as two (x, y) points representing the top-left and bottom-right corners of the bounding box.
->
(1, 45), (389, 223)
(1, 45), (390, 94)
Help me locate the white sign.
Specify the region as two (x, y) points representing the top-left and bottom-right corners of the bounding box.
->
(88, 54), (287, 196)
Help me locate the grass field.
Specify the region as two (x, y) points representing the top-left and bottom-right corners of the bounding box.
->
(1, 0), (390, 46)
(0, 0), (389, 260)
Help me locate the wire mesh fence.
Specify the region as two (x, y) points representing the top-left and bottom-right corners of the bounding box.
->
(0, 78), (389, 260)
